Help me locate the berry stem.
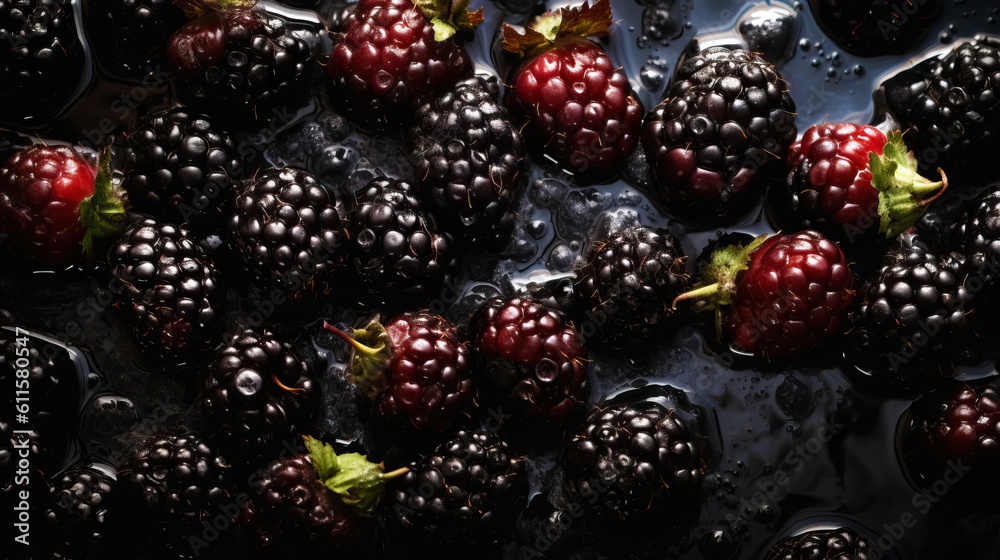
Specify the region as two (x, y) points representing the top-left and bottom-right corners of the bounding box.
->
(671, 283), (721, 309)
(381, 466), (410, 479)
(322, 320), (392, 399)
(323, 321), (383, 357)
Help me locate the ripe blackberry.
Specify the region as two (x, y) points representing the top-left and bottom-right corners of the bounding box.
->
(886, 40), (1000, 180)
(167, 9), (315, 124)
(109, 218), (224, 357)
(82, 0), (186, 80)
(122, 108), (244, 232)
(113, 433), (229, 553)
(765, 527), (878, 560)
(850, 238), (974, 388)
(1, 421), (48, 494)
(471, 295), (588, 421)
(564, 401), (704, 521)
(325, 313), (473, 432)
(388, 429), (525, 547)
(574, 222), (689, 352)
(409, 75), (526, 247)
(642, 47), (797, 223)
(345, 177), (456, 299)
(906, 383), (1000, 485)
(42, 462), (116, 559)
(327, 0), (477, 127)
(229, 167), (349, 299)
(0, 329), (76, 418)
(959, 189), (1000, 303)
(202, 327), (318, 462)
(241, 454), (359, 555)
(0, 0), (85, 123)
(808, 0), (942, 56)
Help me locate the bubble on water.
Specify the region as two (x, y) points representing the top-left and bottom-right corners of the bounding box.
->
(617, 189), (643, 207)
(775, 374), (814, 420)
(623, 144), (652, 189)
(737, 3), (800, 62)
(315, 145), (358, 178)
(527, 220), (547, 239)
(799, 38), (810, 51)
(549, 243), (576, 272)
(853, 65), (865, 75)
(555, 189), (611, 241)
(529, 178), (569, 209)
(640, 0), (686, 45)
(811, 58), (821, 68)
(509, 237), (538, 263)
(940, 31), (952, 42)
(641, 55), (670, 91)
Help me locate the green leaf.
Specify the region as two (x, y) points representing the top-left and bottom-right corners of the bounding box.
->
(78, 147), (126, 263)
(303, 435), (408, 518)
(413, 0), (483, 42)
(502, 0), (614, 54)
(871, 131), (947, 239)
(431, 18), (457, 41)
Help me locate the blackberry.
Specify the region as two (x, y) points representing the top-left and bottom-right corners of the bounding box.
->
(885, 40), (1000, 180)
(113, 433), (229, 553)
(167, 9), (316, 124)
(959, 188), (1000, 299)
(42, 462), (116, 559)
(122, 108), (244, 232)
(765, 527), (878, 560)
(229, 167), (349, 299)
(564, 401), (704, 521)
(82, 0), (186, 80)
(807, 0), (942, 56)
(109, 218), (224, 357)
(642, 47), (797, 223)
(345, 177), (457, 299)
(409, 75), (526, 247)
(241, 454), (359, 555)
(471, 295), (588, 422)
(574, 222), (689, 352)
(202, 327), (317, 463)
(850, 238), (974, 389)
(1, 421), (48, 494)
(0, 0), (85, 123)
(388, 429), (525, 548)
(0, 328), (76, 418)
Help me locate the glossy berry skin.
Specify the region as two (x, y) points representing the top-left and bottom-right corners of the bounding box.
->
(168, 9), (314, 123)
(643, 47), (796, 223)
(378, 312), (473, 431)
(472, 295), (588, 421)
(202, 328), (317, 462)
(908, 384), (1000, 479)
(574, 223), (689, 351)
(960, 189), (1000, 302)
(886, 41), (1000, 179)
(727, 230), (854, 359)
(389, 429), (525, 547)
(110, 218), (223, 357)
(113, 434), (229, 551)
(230, 167), (348, 298)
(43, 463), (115, 559)
(409, 75), (525, 247)
(850, 239), (973, 386)
(83, 0), (186, 80)
(508, 38), (642, 174)
(241, 454), (359, 555)
(808, 0), (942, 56)
(0, 145), (95, 267)
(766, 527), (877, 560)
(123, 107), (243, 232)
(774, 123), (886, 243)
(564, 402), (703, 521)
(345, 177), (455, 298)
(328, 0), (472, 127)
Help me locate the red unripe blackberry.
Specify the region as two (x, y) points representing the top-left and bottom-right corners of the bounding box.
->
(472, 295), (588, 421)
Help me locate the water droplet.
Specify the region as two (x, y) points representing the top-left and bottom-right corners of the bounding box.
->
(799, 38), (810, 51)
(810, 58), (821, 68)
(853, 64), (865, 75)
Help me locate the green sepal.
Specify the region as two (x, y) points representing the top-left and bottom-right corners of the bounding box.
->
(303, 436), (408, 518)
(413, 0), (484, 42)
(323, 320), (392, 400)
(502, 0), (613, 54)
(78, 147), (126, 264)
(871, 131), (948, 239)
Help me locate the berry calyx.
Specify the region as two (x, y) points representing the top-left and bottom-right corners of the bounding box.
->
(413, 0), (483, 41)
(79, 147), (126, 261)
(870, 131), (947, 238)
(501, 0), (612, 55)
(303, 435), (407, 517)
(323, 319), (392, 400)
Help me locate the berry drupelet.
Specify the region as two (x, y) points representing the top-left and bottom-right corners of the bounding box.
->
(765, 527), (879, 560)
(643, 47), (797, 223)
(42, 462), (116, 559)
(503, 0), (643, 175)
(229, 166), (349, 300)
(388, 429), (525, 548)
(327, 0), (480, 127)
(674, 231), (854, 360)
(409, 75), (526, 248)
(122, 108), (243, 232)
(771, 124), (946, 244)
(345, 177), (456, 299)
(564, 401), (704, 521)
(109, 218), (224, 357)
(471, 295), (588, 422)
(324, 312), (474, 432)
(168, 8), (316, 124)
(574, 222), (689, 353)
(202, 327), (317, 462)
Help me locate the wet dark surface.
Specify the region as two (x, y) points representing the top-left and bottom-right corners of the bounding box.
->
(2, 0), (1000, 558)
